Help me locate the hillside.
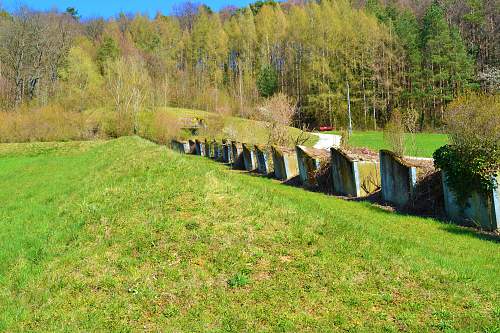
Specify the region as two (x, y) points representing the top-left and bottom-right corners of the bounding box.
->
(0, 137), (498, 331)
(159, 107), (319, 147)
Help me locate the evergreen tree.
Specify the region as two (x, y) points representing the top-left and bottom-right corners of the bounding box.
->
(257, 64), (278, 97)
(96, 37), (120, 74)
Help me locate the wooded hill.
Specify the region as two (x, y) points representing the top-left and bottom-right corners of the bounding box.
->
(0, 0), (498, 130)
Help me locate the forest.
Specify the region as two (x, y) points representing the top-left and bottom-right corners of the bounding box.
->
(0, 0), (498, 137)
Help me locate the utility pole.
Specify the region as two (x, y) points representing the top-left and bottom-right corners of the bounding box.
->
(347, 81), (352, 136)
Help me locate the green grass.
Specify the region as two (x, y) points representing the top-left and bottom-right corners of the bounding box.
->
(327, 130), (448, 157)
(0, 137), (498, 331)
(161, 107), (318, 147)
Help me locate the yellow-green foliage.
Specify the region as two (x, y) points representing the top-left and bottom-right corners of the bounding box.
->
(0, 106), (96, 142)
(57, 43), (103, 111)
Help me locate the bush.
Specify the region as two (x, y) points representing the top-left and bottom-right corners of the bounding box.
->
(383, 109), (406, 156)
(0, 106), (98, 142)
(257, 93), (296, 146)
(433, 94), (500, 204)
(138, 111), (184, 144)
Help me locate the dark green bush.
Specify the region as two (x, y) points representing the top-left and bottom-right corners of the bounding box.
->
(433, 94), (499, 205)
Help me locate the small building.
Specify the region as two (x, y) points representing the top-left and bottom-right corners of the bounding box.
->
(296, 145), (330, 187)
(330, 147), (380, 197)
(271, 146), (299, 181)
(242, 143), (258, 171)
(255, 144), (273, 175)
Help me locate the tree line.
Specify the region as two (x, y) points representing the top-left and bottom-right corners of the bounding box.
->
(0, 0), (498, 130)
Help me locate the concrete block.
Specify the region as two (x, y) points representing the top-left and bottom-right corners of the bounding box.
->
(380, 150), (418, 207)
(188, 139), (197, 154)
(296, 145), (329, 187)
(242, 143), (258, 171)
(204, 139), (212, 158)
(170, 139), (190, 154)
(255, 144), (273, 175)
(222, 139), (232, 163)
(231, 141), (245, 169)
(271, 146), (299, 181)
(442, 172), (499, 231)
(330, 147), (380, 197)
(213, 140), (223, 161)
(195, 139), (206, 157)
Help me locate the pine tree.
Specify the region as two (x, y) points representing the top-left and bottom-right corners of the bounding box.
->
(96, 37), (120, 74)
(257, 64), (278, 97)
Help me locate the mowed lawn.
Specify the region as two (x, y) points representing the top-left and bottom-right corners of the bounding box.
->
(327, 130), (448, 157)
(0, 137), (498, 332)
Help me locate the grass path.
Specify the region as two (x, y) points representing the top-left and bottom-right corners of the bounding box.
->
(0, 137), (498, 331)
(327, 130), (448, 157)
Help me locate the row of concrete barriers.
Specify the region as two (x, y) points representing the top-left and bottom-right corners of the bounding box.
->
(171, 138), (499, 231)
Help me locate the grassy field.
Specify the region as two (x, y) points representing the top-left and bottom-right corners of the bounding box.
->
(160, 107), (318, 147)
(327, 130), (448, 157)
(0, 137), (498, 331)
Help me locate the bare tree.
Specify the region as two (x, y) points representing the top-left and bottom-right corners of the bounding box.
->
(105, 56), (151, 134)
(0, 8), (76, 106)
(258, 93), (296, 146)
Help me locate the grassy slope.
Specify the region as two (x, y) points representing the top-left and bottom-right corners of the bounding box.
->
(162, 107), (318, 147)
(327, 130), (448, 157)
(0, 137), (498, 332)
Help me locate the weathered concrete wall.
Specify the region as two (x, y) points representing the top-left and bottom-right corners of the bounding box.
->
(195, 139), (206, 157)
(204, 139), (212, 158)
(171, 140), (190, 154)
(442, 173), (499, 231)
(211, 140), (221, 160)
(222, 140), (232, 163)
(255, 145), (273, 175)
(331, 148), (380, 197)
(188, 140), (197, 154)
(242, 143), (257, 171)
(271, 146), (299, 181)
(380, 150), (417, 207)
(296, 145), (322, 186)
(231, 141), (245, 169)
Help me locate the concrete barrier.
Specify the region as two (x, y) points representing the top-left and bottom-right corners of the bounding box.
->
(204, 139), (212, 158)
(195, 139), (206, 157)
(171, 139), (190, 154)
(296, 145), (330, 187)
(215, 141), (225, 161)
(255, 144), (273, 175)
(331, 148), (380, 197)
(442, 173), (499, 231)
(222, 139), (232, 163)
(271, 146), (299, 181)
(209, 140), (219, 160)
(242, 143), (257, 171)
(188, 139), (197, 154)
(380, 150), (418, 207)
(231, 141), (245, 169)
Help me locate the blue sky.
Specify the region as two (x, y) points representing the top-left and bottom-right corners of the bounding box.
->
(1, 0), (255, 18)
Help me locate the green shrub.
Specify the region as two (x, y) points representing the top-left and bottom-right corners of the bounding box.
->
(433, 94), (500, 204)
